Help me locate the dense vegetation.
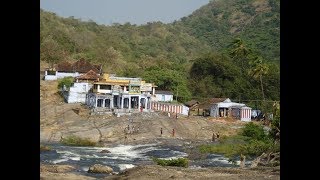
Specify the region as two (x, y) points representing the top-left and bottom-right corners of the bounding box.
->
(40, 0), (279, 105)
(199, 106), (280, 162)
(57, 77), (74, 89)
(152, 157), (189, 168)
(60, 135), (98, 147)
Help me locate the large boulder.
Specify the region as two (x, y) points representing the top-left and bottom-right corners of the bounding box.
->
(88, 164), (113, 174)
(100, 149), (111, 153)
(40, 164), (75, 173)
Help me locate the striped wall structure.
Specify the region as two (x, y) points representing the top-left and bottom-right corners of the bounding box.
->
(151, 102), (189, 115)
(240, 107), (252, 121)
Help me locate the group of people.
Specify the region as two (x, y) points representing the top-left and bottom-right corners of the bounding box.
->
(124, 118), (139, 134)
(160, 128), (175, 137)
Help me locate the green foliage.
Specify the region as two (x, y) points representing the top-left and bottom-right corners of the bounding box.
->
(40, 36), (64, 68)
(199, 144), (238, 158)
(199, 119), (280, 158)
(175, 0), (280, 63)
(237, 139), (277, 156)
(60, 135), (97, 147)
(241, 122), (267, 141)
(189, 52), (264, 100)
(58, 77), (74, 89)
(269, 103), (280, 140)
(143, 67), (191, 102)
(152, 157), (189, 167)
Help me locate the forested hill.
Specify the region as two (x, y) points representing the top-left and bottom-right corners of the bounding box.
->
(40, 0), (280, 104)
(40, 9), (212, 75)
(175, 0), (280, 63)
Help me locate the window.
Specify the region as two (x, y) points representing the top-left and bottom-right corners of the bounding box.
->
(97, 99), (103, 107)
(162, 95), (165, 101)
(100, 85), (111, 90)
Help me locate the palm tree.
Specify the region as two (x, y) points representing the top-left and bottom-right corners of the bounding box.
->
(249, 56), (269, 100)
(230, 38), (251, 72)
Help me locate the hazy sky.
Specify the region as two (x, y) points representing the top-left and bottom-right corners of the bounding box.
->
(40, 0), (210, 25)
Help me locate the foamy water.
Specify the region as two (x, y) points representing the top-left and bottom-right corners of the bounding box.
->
(41, 142), (240, 178)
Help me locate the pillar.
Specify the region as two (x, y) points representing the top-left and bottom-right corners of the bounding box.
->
(110, 96), (114, 109)
(144, 98), (148, 110)
(128, 96), (131, 110)
(102, 98), (105, 108)
(121, 96), (124, 109)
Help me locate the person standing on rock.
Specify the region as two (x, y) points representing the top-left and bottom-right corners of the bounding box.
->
(212, 132), (216, 142)
(240, 154), (246, 168)
(160, 128), (163, 136)
(172, 128), (175, 137)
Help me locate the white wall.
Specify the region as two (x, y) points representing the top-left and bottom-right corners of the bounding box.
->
(241, 107), (252, 122)
(44, 71), (81, 81)
(67, 92), (87, 103)
(155, 94), (173, 102)
(44, 75), (57, 80)
(69, 82), (92, 93)
(182, 105), (189, 116)
(56, 72), (80, 78)
(97, 89), (112, 94)
(66, 82), (92, 103)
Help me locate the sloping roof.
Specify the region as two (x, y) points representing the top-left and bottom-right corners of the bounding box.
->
(184, 100), (199, 107)
(155, 90), (173, 95)
(197, 98), (229, 109)
(72, 59), (101, 73)
(76, 70), (100, 80)
(209, 98), (229, 104)
(55, 59), (102, 73)
(55, 61), (73, 72)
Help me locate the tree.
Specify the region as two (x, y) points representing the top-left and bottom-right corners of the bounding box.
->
(269, 102), (280, 142)
(95, 46), (125, 74)
(143, 68), (191, 102)
(40, 36), (64, 68)
(229, 38), (251, 72)
(248, 56), (269, 100)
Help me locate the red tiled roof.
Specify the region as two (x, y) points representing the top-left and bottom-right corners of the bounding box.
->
(72, 59), (101, 73)
(184, 100), (199, 107)
(76, 70), (100, 80)
(55, 59), (102, 73)
(55, 61), (73, 72)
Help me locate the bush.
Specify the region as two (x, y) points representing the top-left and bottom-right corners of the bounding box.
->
(60, 135), (97, 146)
(199, 135), (248, 158)
(237, 139), (270, 156)
(152, 157), (189, 167)
(58, 76), (74, 89)
(241, 122), (267, 141)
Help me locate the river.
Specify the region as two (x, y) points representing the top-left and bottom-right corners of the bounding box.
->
(40, 142), (249, 178)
